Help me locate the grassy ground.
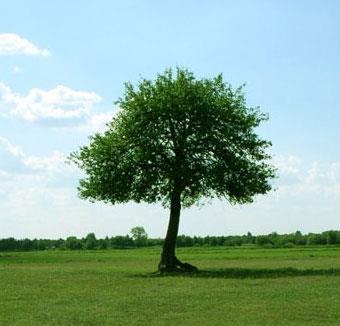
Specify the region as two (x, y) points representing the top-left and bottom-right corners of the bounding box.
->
(1, 247), (340, 325)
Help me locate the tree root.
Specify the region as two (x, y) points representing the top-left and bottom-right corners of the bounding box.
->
(175, 257), (198, 272)
(159, 257), (198, 273)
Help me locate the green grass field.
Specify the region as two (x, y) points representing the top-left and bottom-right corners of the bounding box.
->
(1, 247), (340, 325)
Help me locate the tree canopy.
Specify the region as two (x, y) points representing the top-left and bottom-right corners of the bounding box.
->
(70, 68), (275, 207)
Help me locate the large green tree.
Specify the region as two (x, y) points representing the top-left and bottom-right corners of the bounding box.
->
(69, 68), (275, 272)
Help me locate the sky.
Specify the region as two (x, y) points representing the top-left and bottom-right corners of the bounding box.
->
(0, 1), (339, 239)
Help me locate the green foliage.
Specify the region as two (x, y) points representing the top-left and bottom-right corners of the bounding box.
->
(256, 235), (273, 246)
(327, 231), (338, 245)
(85, 233), (97, 250)
(2, 230), (340, 251)
(69, 68), (275, 208)
(109, 235), (134, 248)
(65, 236), (83, 250)
(130, 226), (148, 247)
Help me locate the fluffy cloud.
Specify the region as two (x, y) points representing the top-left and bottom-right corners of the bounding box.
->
(0, 137), (83, 237)
(0, 136), (73, 174)
(22, 150), (69, 172)
(272, 155), (340, 199)
(85, 112), (114, 132)
(12, 66), (23, 74)
(0, 169), (10, 179)
(273, 154), (302, 175)
(0, 136), (24, 157)
(0, 82), (102, 125)
(0, 33), (50, 56)
(62, 111), (114, 133)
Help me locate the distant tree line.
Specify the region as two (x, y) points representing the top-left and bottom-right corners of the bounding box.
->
(1, 230), (340, 252)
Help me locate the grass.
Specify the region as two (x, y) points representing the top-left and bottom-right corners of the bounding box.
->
(1, 247), (340, 325)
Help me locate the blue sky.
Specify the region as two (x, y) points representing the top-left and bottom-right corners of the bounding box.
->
(0, 1), (339, 238)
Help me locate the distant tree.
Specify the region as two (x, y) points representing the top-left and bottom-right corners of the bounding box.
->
(0, 238), (17, 251)
(307, 233), (319, 246)
(130, 226), (148, 247)
(21, 238), (32, 251)
(326, 230), (338, 245)
(246, 232), (255, 244)
(256, 235), (273, 246)
(110, 235), (134, 248)
(294, 230), (306, 245)
(65, 236), (83, 250)
(97, 239), (107, 249)
(37, 239), (47, 250)
(85, 233), (97, 250)
(69, 68), (275, 271)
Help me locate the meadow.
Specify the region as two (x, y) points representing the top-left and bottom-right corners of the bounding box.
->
(1, 247), (340, 325)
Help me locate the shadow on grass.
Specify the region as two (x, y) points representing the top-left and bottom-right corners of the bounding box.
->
(135, 267), (340, 279)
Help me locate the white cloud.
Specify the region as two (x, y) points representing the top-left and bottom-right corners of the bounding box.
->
(0, 136), (73, 174)
(63, 111), (114, 133)
(0, 169), (10, 179)
(0, 136), (24, 157)
(272, 156), (340, 200)
(22, 150), (68, 172)
(0, 33), (50, 56)
(273, 154), (302, 175)
(86, 112), (114, 132)
(12, 66), (23, 74)
(0, 82), (102, 124)
(329, 163), (340, 182)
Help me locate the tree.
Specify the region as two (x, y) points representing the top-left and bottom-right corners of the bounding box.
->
(65, 236), (83, 250)
(130, 226), (148, 247)
(110, 235), (133, 248)
(69, 68), (275, 272)
(85, 232), (97, 250)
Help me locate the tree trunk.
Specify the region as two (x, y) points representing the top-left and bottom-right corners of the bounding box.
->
(158, 187), (197, 272)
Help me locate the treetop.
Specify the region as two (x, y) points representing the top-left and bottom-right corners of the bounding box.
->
(70, 68), (275, 208)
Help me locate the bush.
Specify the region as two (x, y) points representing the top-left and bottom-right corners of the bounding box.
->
(85, 233), (97, 250)
(65, 237), (83, 250)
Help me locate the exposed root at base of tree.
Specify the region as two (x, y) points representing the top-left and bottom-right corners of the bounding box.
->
(158, 257), (198, 273)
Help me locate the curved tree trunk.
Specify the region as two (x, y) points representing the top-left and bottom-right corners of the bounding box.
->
(158, 188), (197, 272)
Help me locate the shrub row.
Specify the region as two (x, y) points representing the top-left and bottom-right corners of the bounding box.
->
(1, 230), (340, 251)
